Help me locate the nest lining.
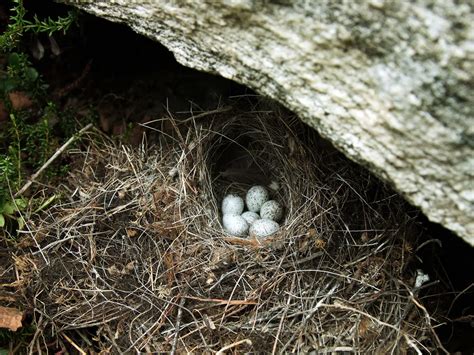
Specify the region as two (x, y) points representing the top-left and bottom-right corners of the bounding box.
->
(20, 108), (444, 353)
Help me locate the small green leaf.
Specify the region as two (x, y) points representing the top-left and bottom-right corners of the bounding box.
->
(0, 214), (5, 227)
(17, 216), (25, 230)
(14, 198), (27, 210)
(25, 67), (39, 82)
(34, 195), (56, 213)
(0, 78), (18, 92)
(2, 202), (15, 215)
(8, 52), (21, 67)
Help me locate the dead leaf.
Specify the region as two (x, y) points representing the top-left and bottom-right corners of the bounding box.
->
(0, 306), (23, 331)
(8, 91), (33, 111)
(126, 228), (138, 238)
(125, 261), (135, 271)
(308, 228), (317, 238)
(314, 238), (326, 249)
(107, 265), (120, 276)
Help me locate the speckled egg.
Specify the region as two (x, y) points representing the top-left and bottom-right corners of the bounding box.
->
(245, 185), (269, 213)
(241, 211), (260, 225)
(249, 219), (279, 238)
(260, 200), (283, 222)
(222, 214), (249, 236)
(222, 194), (244, 215)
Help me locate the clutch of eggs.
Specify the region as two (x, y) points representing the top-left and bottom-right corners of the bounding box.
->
(221, 185), (283, 238)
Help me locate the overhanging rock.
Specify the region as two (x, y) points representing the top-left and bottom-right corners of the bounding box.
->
(59, 0), (474, 245)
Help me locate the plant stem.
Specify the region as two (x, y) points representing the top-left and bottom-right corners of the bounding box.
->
(15, 123), (93, 197)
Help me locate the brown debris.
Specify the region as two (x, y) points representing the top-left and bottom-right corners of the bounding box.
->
(0, 306), (23, 331)
(8, 91), (33, 111)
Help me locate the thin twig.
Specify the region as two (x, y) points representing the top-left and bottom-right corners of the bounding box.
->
(62, 333), (87, 355)
(183, 295), (257, 305)
(170, 297), (186, 355)
(15, 123), (93, 197)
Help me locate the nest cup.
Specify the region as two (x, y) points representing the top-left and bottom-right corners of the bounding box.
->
(182, 113), (322, 243)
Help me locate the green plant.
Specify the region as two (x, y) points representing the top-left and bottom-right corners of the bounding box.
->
(0, 325), (36, 353)
(0, 109), (59, 231)
(0, 197), (27, 228)
(0, 52), (47, 97)
(0, 56), (56, 233)
(0, 0), (78, 52)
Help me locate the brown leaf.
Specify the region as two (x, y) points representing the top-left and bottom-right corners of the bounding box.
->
(8, 91), (33, 111)
(0, 306), (23, 331)
(126, 228), (138, 238)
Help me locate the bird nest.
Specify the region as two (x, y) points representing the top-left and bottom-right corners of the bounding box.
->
(21, 107), (444, 353)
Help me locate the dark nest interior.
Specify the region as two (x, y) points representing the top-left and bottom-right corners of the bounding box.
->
(1, 1), (473, 353)
(13, 105), (450, 353)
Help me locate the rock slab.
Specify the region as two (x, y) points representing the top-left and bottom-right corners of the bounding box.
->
(59, 0), (474, 245)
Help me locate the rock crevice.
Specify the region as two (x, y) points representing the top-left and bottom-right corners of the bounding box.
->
(59, 0), (474, 245)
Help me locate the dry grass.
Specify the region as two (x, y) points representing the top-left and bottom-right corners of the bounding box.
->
(19, 105), (445, 353)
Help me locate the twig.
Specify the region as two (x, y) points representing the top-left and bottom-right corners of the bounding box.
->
(62, 333), (87, 355)
(180, 106), (232, 123)
(410, 296), (449, 354)
(216, 339), (252, 355)
(170, 297), (186, 355)
(183, 295), (257, 305)
(15, 123), (93, 197)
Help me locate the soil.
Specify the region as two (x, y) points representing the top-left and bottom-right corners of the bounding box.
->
(0, 0), (473, 352)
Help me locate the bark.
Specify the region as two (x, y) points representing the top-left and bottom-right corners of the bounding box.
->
(59, 0), (474, 245)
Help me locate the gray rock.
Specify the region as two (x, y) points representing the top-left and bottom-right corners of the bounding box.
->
(61, 0), (474, 245)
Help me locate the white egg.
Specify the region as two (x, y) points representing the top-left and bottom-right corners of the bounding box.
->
(241, 211), (260, 225)
(222, 214), (249, 236)
(260, 200), (283, 222)
(249, 219), (279, 238)
(246, 185), (269, 213)
(222, 194), (244, 215)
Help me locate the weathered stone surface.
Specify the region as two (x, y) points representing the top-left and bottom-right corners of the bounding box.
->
(60, 0), (474, 245)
